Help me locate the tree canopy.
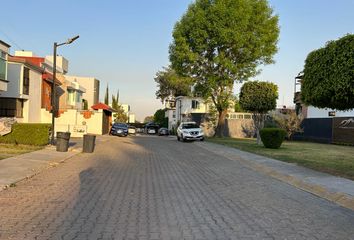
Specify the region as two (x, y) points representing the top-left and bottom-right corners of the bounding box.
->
(239, 81), (278, 144)
(154, 109), (168, 128)
(104, 85), (109, 105)
(169, 0), (279, 136)
(112, 95), (128, 123)
(301, 34), (354, 110)
(154, 66), (193, 102)
(144, 116), (154, 123)
(239, 81), (278, 113)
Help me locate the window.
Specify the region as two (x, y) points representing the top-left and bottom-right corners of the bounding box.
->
(182, 123), (199, 129)
(172, 111), (176, 118)
(67, 89), (75, 105)
(0, 50), (6, 80)
(0, 98), (24, 118)
(23, 67), (30, 95)
(76, 92), (82, 103)
(191, 100), (200, 109)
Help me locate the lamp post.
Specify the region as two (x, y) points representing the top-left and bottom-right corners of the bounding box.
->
(51, 35), (79, 145)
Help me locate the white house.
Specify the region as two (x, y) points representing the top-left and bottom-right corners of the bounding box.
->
(0, 40), (10, 92)
(175, 96), (209, 122)
(0, 56), (43, 123)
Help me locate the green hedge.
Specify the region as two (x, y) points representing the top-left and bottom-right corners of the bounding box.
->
(260, 128), (286, 149)
(0, 123), (51, 146)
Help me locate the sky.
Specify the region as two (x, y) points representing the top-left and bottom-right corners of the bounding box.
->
(1, 0), (353, 121)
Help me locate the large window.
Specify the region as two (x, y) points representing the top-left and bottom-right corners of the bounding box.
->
(0, 50), (6, 81)
(0, 98), (24, 118)
(23, 67), (30, 95)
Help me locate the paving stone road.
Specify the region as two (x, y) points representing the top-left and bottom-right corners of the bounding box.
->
(1, 135), (354, 240)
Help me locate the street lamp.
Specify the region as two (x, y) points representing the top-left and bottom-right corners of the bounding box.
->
(51, 35), (79, 145)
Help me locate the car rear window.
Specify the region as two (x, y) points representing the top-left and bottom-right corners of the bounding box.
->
(113, 123), (128, 128)
(182, 124), (199, 129)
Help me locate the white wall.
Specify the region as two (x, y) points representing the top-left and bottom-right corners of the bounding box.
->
(165, 109), (177, 130)
(41, 109), (105, 137)
(307, 106), (354, 118)
(175, 97), (209, 122)
(128, 113), (135, 123)
(27, 69), (42, 122)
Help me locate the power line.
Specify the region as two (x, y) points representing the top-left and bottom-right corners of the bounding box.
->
(0, 29), (24, 51)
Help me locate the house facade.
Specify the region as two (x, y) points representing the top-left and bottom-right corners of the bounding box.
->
(175, 96), (209, 123)
(58, 78), (86, 111)
(64, 75), (100, 109)
(0, 40), (10, 92)
(166, 96), (253, 137)
(0, 56), (44, 122)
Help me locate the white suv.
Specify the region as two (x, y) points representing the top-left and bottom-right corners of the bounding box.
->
(177, 122), (204, 142)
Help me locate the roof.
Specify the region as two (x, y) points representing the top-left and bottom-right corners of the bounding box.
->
(0, 40), (11, 48)
(8, 56), (44, 73)
(42, 73), (62, 86)
(9, 56), (61, 86)
(91, 102), (116, 112)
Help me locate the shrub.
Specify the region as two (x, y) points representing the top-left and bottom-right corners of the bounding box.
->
(0, 123), (51, 146)
(260, 128), (286, 149)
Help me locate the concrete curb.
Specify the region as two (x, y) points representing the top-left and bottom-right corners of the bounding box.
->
(1, 147), (81, 191)
(196, 142), (354, 211)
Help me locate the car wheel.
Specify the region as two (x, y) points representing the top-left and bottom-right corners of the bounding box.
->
(181, 134), (186, 142)
(200, 137), (204, 141)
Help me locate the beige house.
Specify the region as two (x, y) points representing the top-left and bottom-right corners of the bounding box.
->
(64, 75), (100, 109)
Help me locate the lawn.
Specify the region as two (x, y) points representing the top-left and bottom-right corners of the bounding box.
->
(207, 137), (354, 180)
(0, 144), (43, 160)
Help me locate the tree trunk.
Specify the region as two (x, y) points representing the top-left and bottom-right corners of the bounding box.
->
(214, 109), (228, 137)
(253, 113), (265, 145)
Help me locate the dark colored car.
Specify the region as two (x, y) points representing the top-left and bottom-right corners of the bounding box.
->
(158, 127), (169, 136)
(110, 123), (128, 137)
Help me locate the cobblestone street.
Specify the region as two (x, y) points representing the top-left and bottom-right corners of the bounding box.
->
(1, 135), (354, 240)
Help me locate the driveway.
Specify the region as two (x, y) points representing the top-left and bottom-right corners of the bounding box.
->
(0, 135), (354, 240)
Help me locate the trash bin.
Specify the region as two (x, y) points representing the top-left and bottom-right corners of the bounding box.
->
(83, 134), (96, 153)
(56, 132), (71, 152)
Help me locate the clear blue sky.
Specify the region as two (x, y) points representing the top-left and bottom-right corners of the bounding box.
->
(1, 0), (353, 121)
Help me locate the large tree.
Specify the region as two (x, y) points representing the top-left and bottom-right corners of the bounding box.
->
(154, 66), (193, 102)
(169, 0), (279, 137)
(154, 109), (168, 128)
(239, 81), (278, 144)
(301, 34), (354, 110)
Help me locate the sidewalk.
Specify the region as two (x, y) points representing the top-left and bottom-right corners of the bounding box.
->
(0, 138), (83, 191)
(196, 141), (354, 211)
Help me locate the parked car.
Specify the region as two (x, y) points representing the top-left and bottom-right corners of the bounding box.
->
(177, 122), (204, 142)
(147, 128), (156, 134)
(145, 122), (159, 135)
(158, 127), (169, 136)
(110, 123), (128, 137)
(128, 126), (136, 135)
